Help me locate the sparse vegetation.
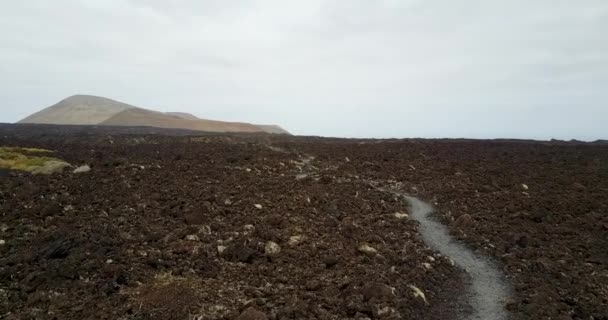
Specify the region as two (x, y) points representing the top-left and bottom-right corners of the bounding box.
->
(0, 146), (66, 172)
(0, 146), (52, 153)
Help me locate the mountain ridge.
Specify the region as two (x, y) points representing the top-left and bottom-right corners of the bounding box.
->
(19, 95), (290, 134)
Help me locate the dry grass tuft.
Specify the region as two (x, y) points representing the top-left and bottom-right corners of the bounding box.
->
(0, 147), (68, 173)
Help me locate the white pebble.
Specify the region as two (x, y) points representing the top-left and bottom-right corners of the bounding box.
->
(394, 212), (409, 219)
(409, 285), (429, 305)
(185, 234), (200, 241)
(73, 165), (91, 173)
(358, 243), (378, 255)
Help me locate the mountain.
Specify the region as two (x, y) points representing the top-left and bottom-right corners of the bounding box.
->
(19, 95), (290, 134)
(255, 125), (291, 135)
(165, 112), (199, 120)
(100, 108), (263, 133)
(19, 95), (135, 125)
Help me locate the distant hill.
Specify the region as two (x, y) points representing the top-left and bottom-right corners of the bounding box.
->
(100, 108), (263, 133)
(165, 112), (200, 120)
(19, 95), (135, 125)
(255, 124), (291, 135)
(19, 95), (290, 134)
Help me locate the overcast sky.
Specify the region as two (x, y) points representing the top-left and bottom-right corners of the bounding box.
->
(1, 1), (607, 139)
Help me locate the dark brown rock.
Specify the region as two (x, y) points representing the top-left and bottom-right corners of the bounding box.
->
(454, 214), (472, 228)
(235, 307), (268, 320)
(361, 282), (395, 302)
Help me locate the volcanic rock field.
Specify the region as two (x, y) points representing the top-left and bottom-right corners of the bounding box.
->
(0, 124), (606, 320)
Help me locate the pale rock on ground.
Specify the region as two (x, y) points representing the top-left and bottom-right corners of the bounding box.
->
(358, 243), (378, 255)
(73, 165), (91, 173)
(264, 241), (281, 256)
(394, 212), (409, 219)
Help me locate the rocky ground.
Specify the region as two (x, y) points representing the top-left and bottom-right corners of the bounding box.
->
(0, 124), (607, 319)
(285, 137), (608, 320)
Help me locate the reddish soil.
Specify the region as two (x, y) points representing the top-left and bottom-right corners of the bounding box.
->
(0, 124), (607, 319)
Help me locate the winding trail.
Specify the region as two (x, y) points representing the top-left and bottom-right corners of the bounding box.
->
(265, 145), (511, 319)
(404, 196), (510, 320)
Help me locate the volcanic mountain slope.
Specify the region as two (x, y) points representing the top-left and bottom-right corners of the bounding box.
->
(255, 124), (291, 135)
(19, 95), (290, 134)
(165, 112), (200, 120)
(18, 95), (135, 125)
(100, 108), (264, 133)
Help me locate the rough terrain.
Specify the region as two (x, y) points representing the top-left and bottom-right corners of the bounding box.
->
(0, 124), (607, 319)
(289, 137), (608, 319)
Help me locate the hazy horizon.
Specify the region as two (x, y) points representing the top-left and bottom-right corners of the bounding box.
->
(1, 1), (607, 140)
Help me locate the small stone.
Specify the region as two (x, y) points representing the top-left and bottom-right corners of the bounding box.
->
(254, 204), (263, 209)
(236, 307), (268, 320)
(422, 263), (432, 270)
(409, 285), (429, 305)
(454, 214), (472, 228)
(243, 224), (255, 234)
(40, 203), (62, 218)
(572, 182), (586, 191)
(106, 259), (113, 264)
(358, 243), (378, 255)
(185, 234), (200, 241)
(305, 280), (321, 291)
(521, 184), (529, 190)
(354, 312), (371, 320)
(394, 212), (409, 219)
(372, 305), (398, 318)
(73, 165), (91, 173)
(288, 235), (304, 247)
(345, 157), (351, 162)
(264, 241), (281, 256)
(322, 256), (339, 268)
(184, 212), (205, 225)
(0, 239), (5, 245)
(362, 282), (395, 301)
(221, 243), (257, 263)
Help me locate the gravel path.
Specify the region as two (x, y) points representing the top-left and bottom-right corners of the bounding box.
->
(405, 196), (510, 320)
